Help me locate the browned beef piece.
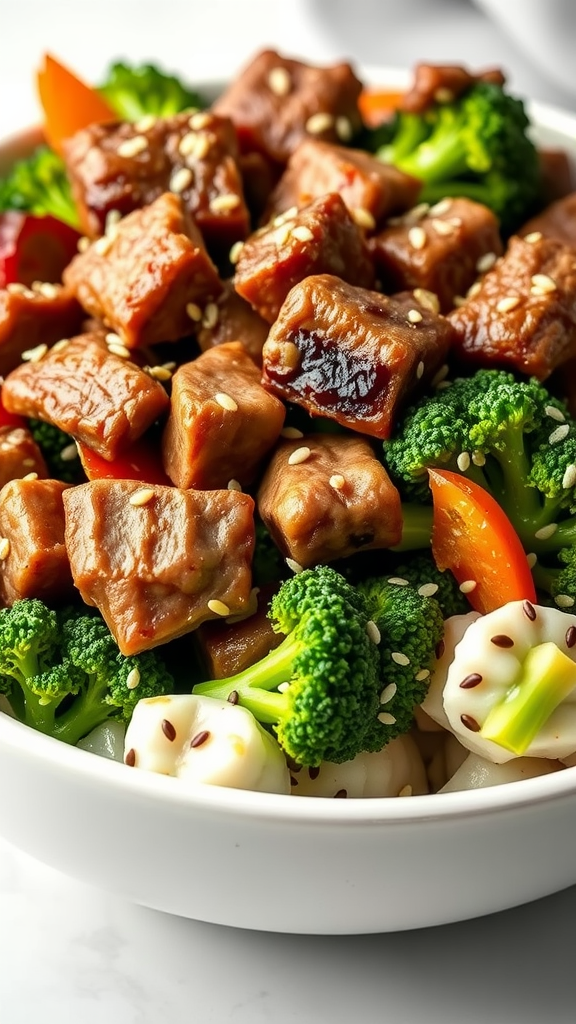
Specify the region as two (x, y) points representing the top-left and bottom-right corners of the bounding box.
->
(238, 150), (280, 223)
(212, 49), (363, 165)
(234, 193), (375, 323)
(196, 279), (269, 365)
(261, 274), (455, 439)
(0, 478), (72, 606)
(264, 138), (421, 228)
(2, 332), (170, 460)
(257, 434), (402, 568)
(62, 111), (250, 250)
(196, 584), (282, 678)
(520, 193), (576, 248)
(0, 426), (48, 488)
(63, 480), (256, 655)
(537, 150), (575, 206)
(0, 284), (84, 376)
(162, 341), (285, 489)
(448, 234), (576, 379)
(401, 63), (505, 113)
(63, 193), (223, 349)
(369, 197), (503, 312)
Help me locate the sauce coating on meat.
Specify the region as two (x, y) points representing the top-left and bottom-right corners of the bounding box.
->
(0, 284), (84, 377)
(0, 478), (73, 606)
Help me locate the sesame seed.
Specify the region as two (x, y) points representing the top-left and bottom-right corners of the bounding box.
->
(169, 166), (193, 193)
(291, 225), (314, 243)
(117, 135), (148, 158)
(105, 208), (121, 232)
(545, 405), (566, 422)
(562, 465), (576, 489)
(408, 226), (427, 250)
(378, 711), (397, 725)
(93, 235), (112, 256)
(179, 131), (200, 157)
(335, 116), (353, 141)
(280, 427), (304, 439)
(457, 451), (471, 471)
(190, 729), (211, 748)
(129, 487), (155, 507)
(524, 231), (542, 244)
(549, 424), (570, 444)
(429, 198), (453, 216)
(408, 308), (423, 324)
(77, 236), (90, 253)
(186, 302), (203, 322)
(329, 474), (346, 490)
(431, 217), (457, 236)
(108, 342), (131, 359)
(202, 302), (219, 330)
(535, 523), (558, 540)
(398, 784), (413, 797)
(387, 577), (410, 586)
(267, 65), (292, 96)
(286, 557), (304, 574)
(273, 206), (299, 226)
(37, 282), (59, 299)
(51, 339), (69, 352)
(189, 111), (211, 131)
(380, 682), (396, 703)
(145, 365), (173, 382)
(531, 273), (557, 295)
(60, 442), (78, 462)
(476, 251), (497, 273)
(207, 599), (231, 616)
(288, 445), (312, 466)
(280, 340), (300, 370)
(555, 594), (575, 609)
(391, 651), (410, 666)
(135, 114), (157, 132)
(209, 193), (241, 214)
(452, 296), (465, 308)
(367, 620), (381, 644)
(162, 719), (176, 742)
(472, 450), (486, 466)
(496, 295), (520, 313)
(21, 343), (48, 362)
(215, 392), (238, 412)
(431, 363), (449, 387)
(229, 240), (244, 264)
(459, 579), (477, 593)
(434, 87), (454, 103)
(227, 479), (242, 491)
(277, 681), (290, 693)
(6, 282), (27, 294)
(0, 538), (10, 560)
(305, 112), (334, 134)
(417, 583), (439, 598)
(415, 668), (430, 681)
(467, 280), (482, 298)
(404, 202), (430, 224)
(272, 224), (292, 246)
(22, 472), (38, 481)
(350, 207), (376, 231)
(126, 668), (140, 690)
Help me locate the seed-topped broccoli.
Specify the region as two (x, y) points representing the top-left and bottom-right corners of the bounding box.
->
(0, 146), (79, 229)
(391, 552), (471, 619)
(99, 62), (206, 120)
(375, 80), (540, 233)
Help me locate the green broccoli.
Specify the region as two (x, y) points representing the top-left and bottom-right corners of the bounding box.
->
(193, 565), (382, 767)
(375, 80), (540, 233)
(28, 420), (85, 485)
(357, 578), (445, 744)
(0, 599), (174, 745)
(532, 547), (576, 609)
(0, 146), (79, 229)
(99, 62), (206, 120)
(390, 552), (470, 618)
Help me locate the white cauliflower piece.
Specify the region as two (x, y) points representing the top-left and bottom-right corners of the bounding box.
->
(421, 611), (480, 729)
(290, 734), (428, 798)
(440, 752), (562, 792)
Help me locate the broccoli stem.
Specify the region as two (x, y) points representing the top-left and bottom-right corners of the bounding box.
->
(480, 641), (576, 754)
(11, 651), (56, 733)
(51, 676), (112, 745)
(392, 129), (470, 185)
(193, 634), (302, 722)
(392, 504), (433, 552)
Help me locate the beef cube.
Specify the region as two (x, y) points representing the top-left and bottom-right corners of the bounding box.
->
(2, 332), (170, 461)
(196, 584), (282, 679)
(63, 193), (223, 349)
(401, 63), (505, 113)
(212, 49), (363, 165)
(62, 111), (250, 250)
(234, 192), (375, 323)
(196, 279), (269, 365)
(0, 283), (84, 376)
(0, 426), (48, 488)
(257, 434), (402, 568)
(369, 197), (503, 312)
(448, 234), (576, 379)
(162, 342), (285, 489)
(0, 478), (72, 605)
(261, 274), (455, 439)
(537, 151), (575, 206)
(63, 480), (256, 655)
(264, 138), (421, 228)
(520, 193), (576, 249)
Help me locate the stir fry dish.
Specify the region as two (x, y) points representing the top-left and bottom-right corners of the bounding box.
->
(1, 49), (576, 799)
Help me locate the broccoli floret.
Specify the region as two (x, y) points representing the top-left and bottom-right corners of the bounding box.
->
(376, 81), (540, 233)
(99, 62), (206, 120)
(0, 146), (79, 229)
(0, 599), (174, 745)
(532, 547), (576, 609)
(193, 565), (382, 767)
(28, 419), (85, 484)
(391, 552), (470, 618)
(357, 578), (444, 744)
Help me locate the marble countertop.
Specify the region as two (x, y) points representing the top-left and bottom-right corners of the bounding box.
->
(1, 2), (576, 1021)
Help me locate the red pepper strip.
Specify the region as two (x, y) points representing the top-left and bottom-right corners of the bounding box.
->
(77, 438), (172, 486)
(428, 468), (537, 615)
(0, 391), (25, 430)
(0, 211), (81, 289)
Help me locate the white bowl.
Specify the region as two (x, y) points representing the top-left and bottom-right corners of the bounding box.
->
(1, 71), (576, 935)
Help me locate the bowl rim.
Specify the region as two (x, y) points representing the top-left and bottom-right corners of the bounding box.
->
(1, 66), (576, 829)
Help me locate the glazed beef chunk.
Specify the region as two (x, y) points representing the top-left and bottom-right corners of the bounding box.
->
(195, 279), (269, 365)
(0, 426), (47, 488)
(196, 585), (283, 679)
(0, 284), (83, 376)
(261, 274), (455, 439)
(257, 434), (403, 568)
(234, 192), (375, 323)
(369, 197), (503, 312)
(449, 233), (576, 379)
(0, 478), (72, 606)
(2, 332), (170, 461)
(162, 341), (285, 490)
(400, 63), (505, 113)
(212, 49), (363, 165)
(520, 193), (576, 248)
(64, 193), (223, 349)
(63, 480), (256, 655)
(62, 110), (250, 250)
(264, 138), (422, 228)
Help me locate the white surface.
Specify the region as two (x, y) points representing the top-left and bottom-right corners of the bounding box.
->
(1, 0), (576, 1020)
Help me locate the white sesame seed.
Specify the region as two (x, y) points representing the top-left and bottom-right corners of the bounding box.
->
(286, 557), (304, 574)
(476, 251), (497, 273)
(280, 426), (304, 439)
(459, 579), (477, 594)
(37, 282), (59, 299)
(108, 342), (131, 359)
(415, 668), (431, 681)
(105, 209), (121, 233)
(179, 131), (200, 157)
(22, 472), (38, 481)
(291, 225), (314, 243)
(273, 206), (299, 227)
(534, 523), (558, 540)
(452, 296), (465, 308)
(387, 577), (410, 586)
(434, 86), (454, 103)
(186, 302), (203, 322)
(404, 202), (430, 224)
(0, 538), (10, 560)
(416, 360), (425, 379)
(429, 198), (453, 216)
(391, 651), (410, 666)
(430, 217), (457, 236)
(545, 405), (566, 422)
(496, 295), (520, 313)
(562, 464), (576, 489)
(350, 207), (376, 231)
(93, 235), (112, 256)
(267, 65), (292, 97)
(227, 479), (242, 492)
(277, 681), (291, 693)
(431, 363), (449, 387)
(408, 308), (423, 324)
(556, 594), (576, 609)
(288, 445), (312, 466)
(117, 135), (148, 159)
(169, 166), (193, 194)
(60, 443), (78, 462)
(418, 583), (439, 598)
(229, 241), (244, 265)
(77, 236), (90, 253)
(467, 280), (482, 298)
(408, 225), (427, 250)
(335, 116), (353, 142)
(135, 114), (157, 133)
(126, 668), (141, 690)
(21, 343), (48, 362)
(526, 552), (538, 568)
(215, 392), (238, 412)
(524, 231), (542, 244)
(209, 193), (241, 214)
(366, 620), (381, 644)
(6, 282), (28, 294)
(189, 111), (211, 131)
(51, 339), (69, 353)
(472, 450), (486, 466)
(549, 424), (570, 444)
(380, 682), (397, 703)
(207, 598), (231, 616)
(272, 224), (292, 246)
(329, 474), (346, 490)
(457, 451), (471, 472)
(305, 112), (334, 135)
(145, 365), (173, 382)
(398, 784), (413, 797)
(129, 487), (155, 507)
(377, 711), (397, 725)
(531, 273), (557, 294)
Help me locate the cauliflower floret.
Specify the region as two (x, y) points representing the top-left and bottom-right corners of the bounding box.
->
(290, 734), (428, 798)
(440, 752), (562, 792)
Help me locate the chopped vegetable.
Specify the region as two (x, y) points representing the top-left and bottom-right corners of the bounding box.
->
(0, 211), (81, 287)
(99, 62), (206, 120)
(37, 53), (116, 153)
(0, 146), (79, 229)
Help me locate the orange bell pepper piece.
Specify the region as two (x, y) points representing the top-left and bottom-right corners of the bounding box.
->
(37, 53), (116, 153)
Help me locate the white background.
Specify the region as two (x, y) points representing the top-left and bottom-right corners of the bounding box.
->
(1, 2), (576, 1022)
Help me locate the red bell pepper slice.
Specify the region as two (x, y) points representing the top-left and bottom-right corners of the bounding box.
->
(0, 211), (81, 289)
(77, 438), (171, 486)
